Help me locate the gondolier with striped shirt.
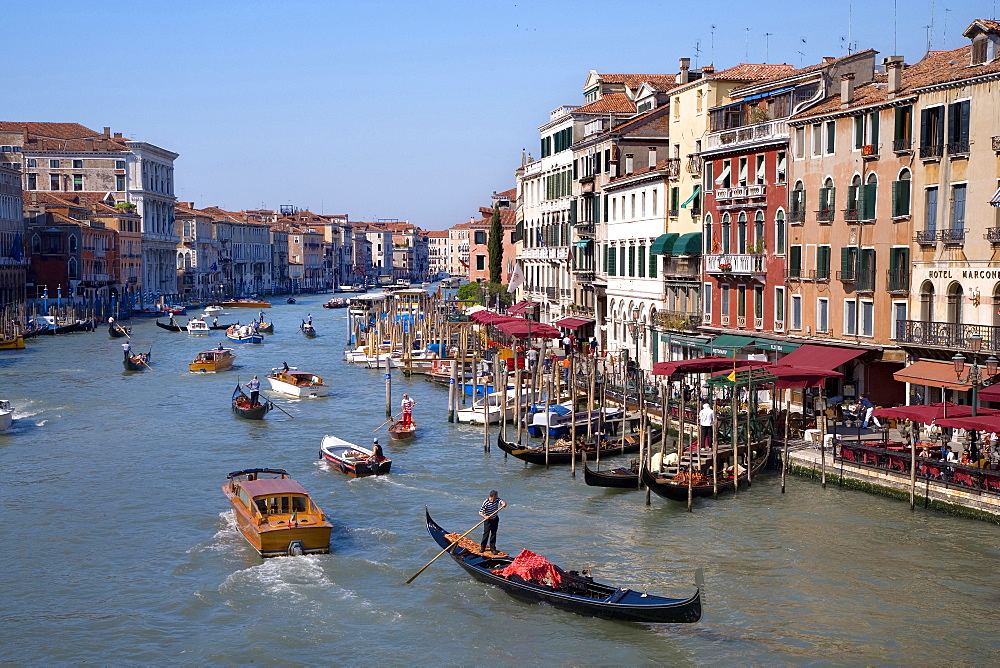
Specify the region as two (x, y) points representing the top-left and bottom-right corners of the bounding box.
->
(401, 393), (415, 426)
(479, 490), (506, 554)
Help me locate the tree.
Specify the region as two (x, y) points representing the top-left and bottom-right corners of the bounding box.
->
(487, 206), (502, 284)
(456, 281), (483, 303)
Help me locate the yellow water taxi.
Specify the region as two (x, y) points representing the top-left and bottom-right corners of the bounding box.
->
(189, 347), (236, 373)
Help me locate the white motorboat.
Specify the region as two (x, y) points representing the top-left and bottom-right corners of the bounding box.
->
(203, 305), (225, 316)
(456, 389), (525, 424)
(0, 399), (13, 431)
(187, 318), (211, 335)
(266, 368), (330, 397)
(365, 351), (401, 369)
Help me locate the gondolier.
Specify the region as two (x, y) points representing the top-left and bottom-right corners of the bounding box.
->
(401, 393), (415, 426)
(246, 375), (261, 407)
(699, 402), (715, 448)
(479, 490), (506, 554)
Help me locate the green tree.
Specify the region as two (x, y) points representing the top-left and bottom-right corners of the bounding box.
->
(456, 281), (483, 303)
(488, 206), (502, 284)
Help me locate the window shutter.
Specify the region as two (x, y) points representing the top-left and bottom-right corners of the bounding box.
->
(935, 107), (944, 148)
(649, 250), (657, 278)
(840, 246), (852, 275)
(960, 100), (970, 143)
(790, 246), (801, 277)
(620, 247), (626, 275)
(894, 106), (906, 140)
(573, 160), (578, 180)
(570, 199), (578, 225)
(854, 116), (864, 148)
(604, 149), (610, 172)
(870, 111), (880, 146)
(593, 196), (600, 223)
(863, 183), (877, 219)
(638, 245), (645, 277)
(827, 122), (836, 152)
(603, 195), (609, 222)
(594, 152), (601, 173)
(628, 246), (635, 277)
(819, 187), (828, 212)
(847, 185), (858, 215)
(920, 109), (930, 148)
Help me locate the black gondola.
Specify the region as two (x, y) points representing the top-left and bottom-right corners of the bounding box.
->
(496, 431), (656, 466)
(640, 443), (770, 502)
(300, 322), (316, 337)
(37, 320), (94, 335)
(424, 509), (701, 624)
(155, 319), (185, 332)
(123, 347), (152, 371)
(286, 297), (296, 304)
(582, 458), (640, 488)
(209, 322), (235, 330)
(231, 383), (272, 420)
(108, 322), (131, 338)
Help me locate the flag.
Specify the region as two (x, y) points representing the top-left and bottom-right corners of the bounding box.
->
(210, 262), (218, 271)
(8, 233), (22, 262)
(726, 370), (737, 382)
(508, 261), (525, 292)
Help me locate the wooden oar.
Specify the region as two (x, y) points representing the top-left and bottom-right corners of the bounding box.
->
(375, 412), (402, 431)
(113, 322), (131, 338)
(138, 351), (154, 371)
(405, 507), (503, 585)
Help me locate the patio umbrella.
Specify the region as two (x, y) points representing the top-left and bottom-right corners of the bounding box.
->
(872, 402), (1000, 423)
(496, 320), (562, 339)
(934, 413), (1000, 432)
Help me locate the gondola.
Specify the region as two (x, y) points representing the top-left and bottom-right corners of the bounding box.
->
(209, 322), (235, 330)
(108, 322), (131, 338)
(231, 384), (272, 420)
(387, 418), (417, 441)
(122, 347), (152, 371)
(496, 431), (656, 466)
(640, 442), (770, 502)
(424, 509), (701, 624)
(286, 297), (296, 304)
(582, 456), (640, 489)
(255, 319), (274, 333)
(155, 319), (186, 332)
(300, 322), (316, 337)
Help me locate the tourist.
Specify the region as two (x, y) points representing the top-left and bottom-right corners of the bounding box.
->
(699, 402), (715, 448)
(479, 490), (506, 554)
(246, 375), (260, 407)
(859, 394), (880, 429)
(589, 336), (598, 357)
(562, 334), (573, 356)
(401, 393), (415, 426)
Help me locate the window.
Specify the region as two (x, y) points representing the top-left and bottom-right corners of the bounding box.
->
(696, 90), (704, 113)
(775, 287), (786, 327)
(947, 100), (970, 153)
(920, 106), (945, 157)
(826, 121), (836, 154)
(651, 189), (657, 216)
(790, 181), (805, 222)
(116, 174), (125, 191)
(72, 159), (83, 169)
(474, 230), (486, 244)
(620, 246), (626, 274)
(628, 246), (635, 277)
(925, 187), (938, 233)
(844, 299), (857, 335)
(721, 213), (731, 253)
(817, 298), (829, 332)
(794, 126), (805, 158)
(812, 123), (823, 155)
(847, 175), (862, 220)
(721, 285), (730, 316)
(638, 245), (646, 278)
(720, 159), (732, 188)
(854, 116), (865, 149)
(755, 154), (765, 184)
(737, 212), (747, 253)
(868, 111), (880, 151)
(816, 245), (831, 280)
(116, 159), (126, 170)
(776, 152), (786, 184)
(950, 184), (967, 229)
(704, 215), (713, 254)
(26, 158), (37, 168)
(26, 173), (36, 190)
(891, 302), (907, 339)
(894, 105), (912, 150)
(703, 283), (712, 315)
(840, 246), (859, 281)
(49, 159), (60, 168)
(73, 174), (83, 191)
(892, 170), (911, 217)
(818, 178), (835, 221)
(649, 248), (657, 278)
(669, 187), (678, 215)
(775, 211), (786, 255)
(737, 285), (746, 317)
(475, 255), (485, 270)
(612, 198), (617, 221)
(50, 173), (60, 190)
(631, 194), (636, 218)
(788, 245), (802, 278)
(641, 192), (646, 217)
(738, 157), (748, 186)
(754, 211), (764, 251)
(863, 174), (877, 220)
(754, 286), (764, 319)
(791, 294), (802, 329)
(861, 300), (874, 337)
(705, 161), (714, 186)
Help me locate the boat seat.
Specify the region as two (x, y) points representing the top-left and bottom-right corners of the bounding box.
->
(607, 588), (631, 604)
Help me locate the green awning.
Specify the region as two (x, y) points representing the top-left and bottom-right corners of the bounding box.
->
(649, 233), (679, 255)
(680, 185), (701, 208)
(662, 333), (710, 348)
(752, 337), (800, 354)
(704, 334), (757, 357)
(574, 239), (592, 247)
(671, 232), (702, 256)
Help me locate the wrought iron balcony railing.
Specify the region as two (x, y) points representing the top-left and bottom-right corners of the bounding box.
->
(897, 320), (1000, 352)
(886, 268), (909, 293)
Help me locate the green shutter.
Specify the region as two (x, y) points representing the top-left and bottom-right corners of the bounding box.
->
(670, 187), (678, 211)
(572, 160), (578, 180)
(603, 195), (609, 222)
(827, 121), (836, 152)
(620, 247), (625, 275)
(892, 180), (911, 217)
(628, 246), (635, 277)
(594, 152), (601, 173)
(854, 116), (864, 148)
(847, 185), (858, 216)
(649, 250), (657, 277)
(593, 196), (600, 223)
(870, 111), (880, 147)
(840, 246), (852, 275)
(570, 199), (578, 224)
(863, 183), (877, 219)
(789, 246), (801, 277)
(638, 245), (645, 277)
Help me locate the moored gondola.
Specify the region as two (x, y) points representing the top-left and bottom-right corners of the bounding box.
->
(582, 457), (640, 489)
(641, 442), (770, 502)
(423, 509), (701, 624)
(231, 383), (272, 419)
(496, 431), (655, 466)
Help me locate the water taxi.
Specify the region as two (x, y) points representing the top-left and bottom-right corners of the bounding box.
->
(0, 399), (13, 431)
(222, 299), (271, 308)
(203, 305), (225, 317)
(187, 318), (211, 335)
(266, 367), (329, 397)
(0, 335), (24, 350)
(223, 468), (332, 557)
(226, 324), (264, 344)
(190, 347), (236, 373)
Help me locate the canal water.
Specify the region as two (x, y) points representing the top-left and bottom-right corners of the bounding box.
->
(1, 295), (998, 664)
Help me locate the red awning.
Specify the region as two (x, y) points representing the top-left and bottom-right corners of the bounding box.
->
(652, 356), (743, 376)
(893, 359), (972, 391)
(470, 310), (523, 325)
(978, 384), (1000, 403)
(774, 343), (866, 371)
(554, 317), (594, 329)
(872, 401), (999, 422)
(496, 320), (562, 339)
(714, 362), (841, 389)
(934, 414), (1000, 431)
(506, 300), (536, 316)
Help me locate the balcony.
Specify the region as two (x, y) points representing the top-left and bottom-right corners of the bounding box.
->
(994, 136), (1000, 152)
(817, 208), (834, 223)
(806, 269), (831, 282)
(855, 268), (876, 292)
(940, 228), (966, 245)
(654, 311), (700, 331)
(686, 155), (702, 175)
(947, 139), (970, 156)
(862, 143), (879, 160)
(897, 320), (1000, 352)
(665, 158), (680, 179)
(915, 230), (937, 245)
(893, 138), (912, 153)
(887, 268), (909, 293)
(705, 119), (789, 152)
(520, 247), (570, 260)
(986, 227), (1000, 244)
(789, 210), (805, 224)
(845, 208), (860, 223)
(714, 184), (766, 202)
(662, 257), (701, 280)
(836, 268), (856, 282)
(704, 253), (765, 276)
(919, 143), (943, 160)
(573, 269), (595, 282)
(668, 208), (679, 218)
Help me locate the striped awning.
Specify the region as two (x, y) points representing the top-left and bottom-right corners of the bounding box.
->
(990, 185), (1000, 207)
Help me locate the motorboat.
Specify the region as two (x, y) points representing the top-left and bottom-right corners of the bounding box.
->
(222, 299), (271, 308)
(190, 347), (236, 373)
(0, 335), (25, 350)
(322, 298), (347, 309)
(187, 318), (211, 335)
(0, 399), (13, 431)
(456, 389), (526, 424)
(226, 324), (264, 344)
(223, 468), (332, 556)
(266, 368), (329, 397)
(319, 435), (391, 477)
(528, 406), (625, 439)
(203, 305), (225, 317)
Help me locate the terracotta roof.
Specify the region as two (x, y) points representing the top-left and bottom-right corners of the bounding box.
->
(597, 73), (677, 89)
(0, 122), (131, 152)
(574, 92), (637, 114)
(0, 122), (101, 140)
(730, 49), (879, 95)
(964, 18), (1000, 36)
(712, 63), (796, 82)
(494, 187), (516, 198)
(426, 230), (449, 238)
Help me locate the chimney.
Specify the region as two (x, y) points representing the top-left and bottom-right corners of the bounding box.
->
(678, 58), (691, 84)
(648, 147), (657, 169)
(114, 132), (122, 139)
(625, 154), (634, 175)
(702, 65), (715, 76)
(884, 56), (905, 98)
(840, 73), (855, 108)
(103, 127), (110, 138)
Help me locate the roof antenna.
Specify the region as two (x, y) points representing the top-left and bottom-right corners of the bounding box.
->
(929, 0), (935, 50)
(764, 32), (773, 61)
(848, 0), (853, 55)
(745, 27), (751, 61)
(943, 8), (951, 47)
(710, 25), (716, 66)
(798, 37), (807, 66)
(893, 0), (898, 56)
(693, 40), (701, 69)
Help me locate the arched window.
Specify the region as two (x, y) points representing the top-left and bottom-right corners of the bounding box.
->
(31, 233), (40, 254)
(819, 177), (835, 221)
(848, 174), (862, 220)
(947, 283), (963, 324)
(721, 213), (731, 254)
(754, 211), (765, 253)
(704, 214), (713, 254)
(67, 257), (78, 280)
(68, 235), (78, 253)
(791, 181), (805, 221)
(864, 173), (878, 220)
(893, 169), (912, 217)
(920, 281), (934, 321)
(775, 210), (786, 255)
(737, 212), (748, 254)
(177, 252), (185, 269)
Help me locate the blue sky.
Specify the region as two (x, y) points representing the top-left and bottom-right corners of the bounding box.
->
(6, 0), (991, 229)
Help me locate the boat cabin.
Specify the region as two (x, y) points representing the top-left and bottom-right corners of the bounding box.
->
(227, 469), (322, 523)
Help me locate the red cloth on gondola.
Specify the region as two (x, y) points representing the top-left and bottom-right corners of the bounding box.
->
(498, 549), (563, 587)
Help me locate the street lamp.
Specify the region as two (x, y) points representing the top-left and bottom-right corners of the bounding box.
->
(952, 334), (999, 416)
(625, 306), (641, 368)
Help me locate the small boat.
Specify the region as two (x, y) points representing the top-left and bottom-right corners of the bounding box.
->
(231, 383), (272, 419)
(641, 443), (770, 502)
(123, 347), (152, 371)
(266, 368), (329, 397)
(496, 431), (653, 466)
(37, 316), (94, 334)
(187, 318), (211, 335)
(155, 319), (186, 332)
(300, 322), (316, 337)
(387, 418), (416, 441)
(0, 335), (25, 350)
(223, 468), (332, 557)
(286, 297), (296, 304)
(226, 325), (264, 344)
(203, 305), (225, 317)
(0, 399), (13, 431)
(209, 322), (234, 331)
(528, 406), (624, 439)
(190, 347), (236, 373)
(322, 298), (347, 309)
(255, 319), (274, 333)
(222, 299), (271, 308)
(319, 435), (391, 476)
(107, 322), (130, 338)
(583, 457), (640, 489)
(423, 509), (701, 623)
(456, 390), (527, 424)
(165, 306), (187, 315)
(349, 284), (366, 293)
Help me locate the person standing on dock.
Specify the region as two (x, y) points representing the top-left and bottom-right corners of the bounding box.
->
(699, 402), (715, 448)
(860, 394), (880, 429)
(479, 490), (506, 554)
(401, 393), (415, 426)
(246, 376), (261, 407)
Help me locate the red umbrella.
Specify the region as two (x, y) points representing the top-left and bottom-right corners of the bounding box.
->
(934, 414), (1000, 432)
(471, 311), (523, 326)
(710, 362), (841, 389)
(496, 320), (562, 339)
(652, 356), (743, 376)
(872, 402), (1000, 423)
